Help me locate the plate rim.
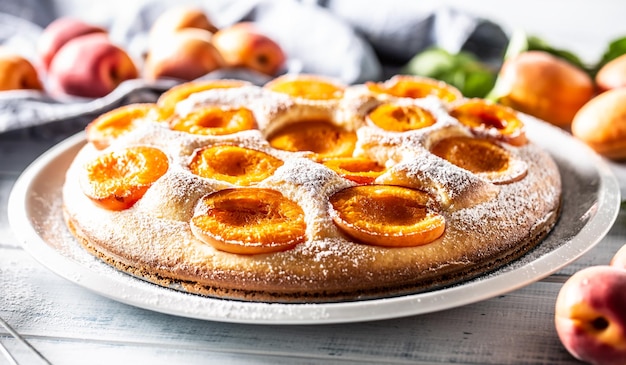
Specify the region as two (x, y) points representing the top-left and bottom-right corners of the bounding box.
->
(7, 125), (621, 325)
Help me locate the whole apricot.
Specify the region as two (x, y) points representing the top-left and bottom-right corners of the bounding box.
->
(596, 53), (626, 93)
(148, 6), (218, 49)
(555, 266), (626, 365)
(212, 22), (286, 76)
(37, 17), (107, 72)
(610, 244), (626, 269)
(571, 88), (626, 160)
(496, 51), (594, 128)
(144, 28), (224, 81)
(0, 49), (43, 91)
(47, 33), (138, 98)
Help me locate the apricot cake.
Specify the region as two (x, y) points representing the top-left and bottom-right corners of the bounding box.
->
(61, 74), (562, 302)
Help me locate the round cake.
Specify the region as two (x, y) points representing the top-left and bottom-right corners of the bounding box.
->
(62, 74), (562, 303)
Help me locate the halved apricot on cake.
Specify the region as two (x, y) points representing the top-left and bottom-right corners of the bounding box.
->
(191, 188), (306, 254)
(430, 136), (527, 184)
(431, 136), (509, 173)
(264, 74), (345, 100)
(322, 157), (386, 184)
(267, 120), (356, 158)
(170, 106), (256, 135)
(450, 99), (527, 146)
(86, 103), (159, 150)
(156, 79), (249, 118)
(367, 103), (436, 132)
(329, 185), (445, 247)
(79, 146), (169, 210)
(366, 75), (462, 103)
(189, 145), (283, 185)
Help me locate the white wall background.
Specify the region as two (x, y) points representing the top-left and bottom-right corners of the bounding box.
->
(424, 0), (626, 64)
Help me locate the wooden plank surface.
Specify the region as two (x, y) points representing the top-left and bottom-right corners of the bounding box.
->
(0, 248), (582, 365)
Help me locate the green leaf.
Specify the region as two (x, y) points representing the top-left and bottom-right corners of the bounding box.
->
(402, 47), (497, 98)
(594, 36), (626, 75)
(526, 35), (587, 71)
(486, 29), (593, 102)
(502, 29), (589, 73)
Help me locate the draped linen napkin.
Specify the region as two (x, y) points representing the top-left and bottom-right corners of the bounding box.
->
(0, 0), (507, 133)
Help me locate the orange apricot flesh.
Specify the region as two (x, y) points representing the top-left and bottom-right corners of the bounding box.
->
(80, 146), (169, 210)
(170, 106), (256, 135)
(191, 188), (306, 254)
(431, 136), (510, 174)
(86, 103), (158, 150)
(497, 51), (594, 128)
(189, 145), (284, 185)
(267, 120), (356, 158)
(322, 157), (386, 184)
(366, 76), (462, 103)
(367, 103), (436, 132)
(265, 75), (345, 100)
(450, 99), (527, 146)
(156, 79), (249, 118)
(329, 185), (445, 247)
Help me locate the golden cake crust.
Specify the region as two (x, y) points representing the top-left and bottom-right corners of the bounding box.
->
(62, 76), (561, 303)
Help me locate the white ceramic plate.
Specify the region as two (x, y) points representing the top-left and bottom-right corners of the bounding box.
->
(8, 119), (621, 325)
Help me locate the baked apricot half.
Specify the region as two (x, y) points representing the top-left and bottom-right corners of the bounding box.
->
(170, 106), (256, 135)
(322, 157), (386, 184)
(189, 145), (284, 185)
(86, 103), (158, 150)
(264, 74), (345, 100)
(367, 103), (436, 132)
(191, 188), (306, 254)
(80, 146), (169, 210)
(156, 79), (249, 118)
(430, 136), (510, 174)
(329, 185), (445, 247)
(450, 99), (527, 146)
(366, 75), (462, 103)
(268, 120), (356, 158)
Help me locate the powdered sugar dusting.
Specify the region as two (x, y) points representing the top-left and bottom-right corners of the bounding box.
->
(60, 81), (562, 303)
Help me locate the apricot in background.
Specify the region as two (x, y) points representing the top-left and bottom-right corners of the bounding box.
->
(571, 88), (626, 160)
(496, 51), (594, 128)
(148, 6), (218, 49)
(610, 244), (626, 269)
(37, 17), (107, 72)
(212, 22), (286, 76)
(144, 28), (224, 81)
(47, 33), (138, 98)
(0, 49), (43, 91)
(595, 54), (626, 93)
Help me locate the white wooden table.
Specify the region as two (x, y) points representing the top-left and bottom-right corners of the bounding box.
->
(2, 1), (626, 362)
(0, 117), (624, 365)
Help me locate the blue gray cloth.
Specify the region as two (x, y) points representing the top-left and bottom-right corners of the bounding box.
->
(0, 0), (508, 133)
